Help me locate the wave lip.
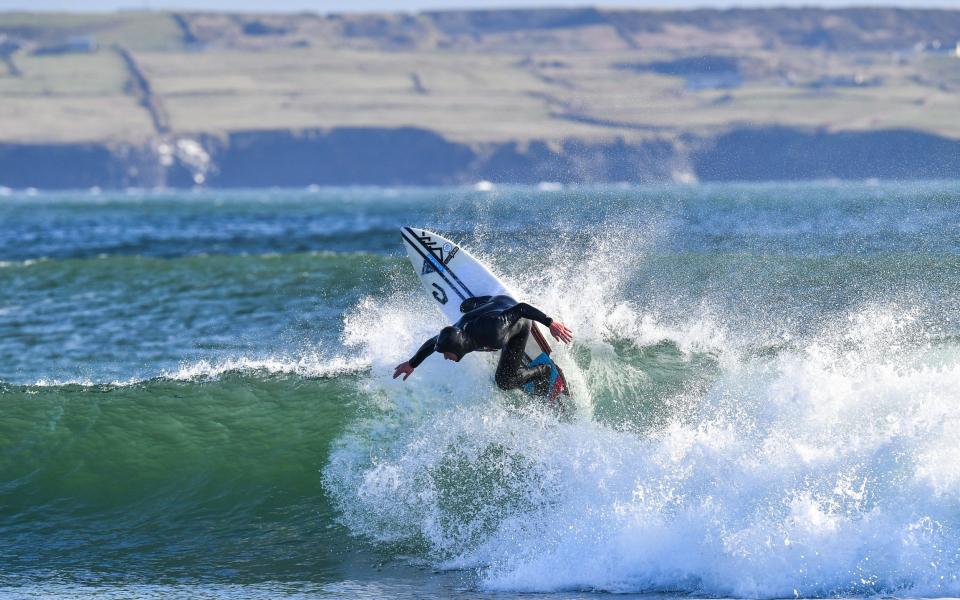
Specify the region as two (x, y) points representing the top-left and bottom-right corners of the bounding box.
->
(162, 354), (369, 382)
(5, 353), (368, 389)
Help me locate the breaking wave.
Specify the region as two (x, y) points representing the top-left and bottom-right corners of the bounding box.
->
(323, 221), (960, 597)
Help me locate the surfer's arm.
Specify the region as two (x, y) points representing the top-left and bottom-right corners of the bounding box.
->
(508, 303), (574, 344)
(394, 335), (438, 381)
(508, 303), (553, 327)
(408, 335), (439, 368)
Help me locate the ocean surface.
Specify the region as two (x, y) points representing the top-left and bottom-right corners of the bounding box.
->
(1, 182), (959, 599)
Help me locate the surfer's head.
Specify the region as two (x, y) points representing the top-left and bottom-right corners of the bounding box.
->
(436, 326), (468, 361)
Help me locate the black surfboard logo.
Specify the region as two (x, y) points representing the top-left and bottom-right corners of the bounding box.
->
(420, 239), (458, 275)
(431, 282), (448, 305)
(421, 259), (437, 275)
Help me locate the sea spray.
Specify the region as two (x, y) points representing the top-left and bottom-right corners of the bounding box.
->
(326, 302), (960, 596)
(325, 225), (960, 597)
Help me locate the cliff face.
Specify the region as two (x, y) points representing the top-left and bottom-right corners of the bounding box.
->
(0, 144), (129, 189)
(206, 128), (474, 187)
(693, 128), (960, 181)
(2, 126), (959, 189)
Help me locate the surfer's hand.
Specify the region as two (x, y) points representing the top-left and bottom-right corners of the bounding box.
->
(393, 361), (415, 381)
(549, 321), (573, 344)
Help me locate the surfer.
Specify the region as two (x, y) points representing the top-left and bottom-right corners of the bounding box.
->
(393, 294), (573, 393)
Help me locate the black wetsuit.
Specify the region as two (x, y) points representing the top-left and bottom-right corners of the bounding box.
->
(409, 295), (554, 391)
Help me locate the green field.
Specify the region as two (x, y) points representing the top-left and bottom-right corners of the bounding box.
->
(0, 9), (958, 144)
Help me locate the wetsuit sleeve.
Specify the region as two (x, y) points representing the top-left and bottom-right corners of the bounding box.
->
(459, 295), (492, 313)
(507, 303), (553, 327)
(409, 335), (438, 368)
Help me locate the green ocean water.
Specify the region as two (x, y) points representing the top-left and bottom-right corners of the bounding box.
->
(1, 183), (959, 598)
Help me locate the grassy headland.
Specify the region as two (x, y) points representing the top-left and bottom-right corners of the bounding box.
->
(0, 8), (958, 186)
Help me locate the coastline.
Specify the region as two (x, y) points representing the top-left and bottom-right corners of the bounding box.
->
(3, 125), (960, 189)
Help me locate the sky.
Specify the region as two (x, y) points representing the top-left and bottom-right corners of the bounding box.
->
(0, 0), (956, 11)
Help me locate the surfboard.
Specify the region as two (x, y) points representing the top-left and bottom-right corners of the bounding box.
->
(400, 227), (569, 402)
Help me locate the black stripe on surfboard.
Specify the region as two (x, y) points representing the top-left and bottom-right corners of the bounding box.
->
(401, 231), (467, 302)
(404, 227), (474, 299)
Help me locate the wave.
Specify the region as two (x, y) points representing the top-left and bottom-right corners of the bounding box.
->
(0, 329), (713, 525)
(321, 213), (960, 598)
(324, 304), (960, 597)
(0, 369), (364, 582)
(3, 309), (956, 593)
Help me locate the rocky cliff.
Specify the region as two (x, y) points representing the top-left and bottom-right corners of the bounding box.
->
(3, 126), (958, 189)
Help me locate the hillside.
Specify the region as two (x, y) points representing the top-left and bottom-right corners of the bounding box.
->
(0, 8), (959, 186)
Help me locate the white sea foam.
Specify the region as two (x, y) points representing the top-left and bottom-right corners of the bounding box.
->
(0, 257), (49, 269)
(23, 353), (369, 388)
(30, 377), (97, 387)
(162, 353), (368, 381)
(324, 221), (960, 597)
(326, 302), (960, 596)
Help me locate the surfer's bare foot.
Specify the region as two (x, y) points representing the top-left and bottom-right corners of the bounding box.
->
(393, 361), (414, 381)
(549, 321), (573, 344)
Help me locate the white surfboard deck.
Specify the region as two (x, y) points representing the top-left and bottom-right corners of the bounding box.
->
(400, 227), (568, 400)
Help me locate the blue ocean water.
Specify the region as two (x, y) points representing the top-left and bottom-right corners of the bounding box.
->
(0, 182), (958, 598)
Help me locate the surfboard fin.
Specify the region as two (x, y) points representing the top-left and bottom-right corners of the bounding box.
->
(548, 375), (567, 402)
